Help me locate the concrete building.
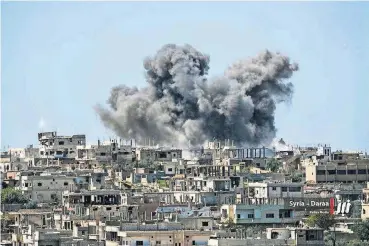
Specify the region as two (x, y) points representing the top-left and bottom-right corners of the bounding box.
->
(38, 131), (86, 159)
(135, 148), (182, 163)
(306, 161), (369, 183)
(220, 201), (298, 225)
(104, 224), (213, 246)
(19, 173), (77, 203)
(246, 182), (304, 199)
(208, 227), (325, 246)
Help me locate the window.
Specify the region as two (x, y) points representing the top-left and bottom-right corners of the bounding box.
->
(358, 169), (367, 174)
(168, 168), (173, 172)
(38, 183), (42, 187)
(289, 187), (302, 192)
(59, 141), (64, 145)
(281, 187), (288, 192)
(347, 170), (356, 175)
(266, 213), (275, 218)
(337, 170), (346, 175)
(64, 182), (68, 186)
(136, 241), (143, 246)
(271, 232), (279, 239)
(25, 183), (29, 187)
(192, 241), (196, 245)
(272, 187), (276, 191)
(327, 170), (336, 175)
(156, 241), (161, 245)
(248, 214), (254, 219)
(363, 209), (366, 214)
(202, 221), (209, 226)
(317, 170), (326, 175)
(237, 214), (241, 219)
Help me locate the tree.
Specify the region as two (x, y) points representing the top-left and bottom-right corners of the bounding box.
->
(1, 187), (28, 204)
(290, 172), (303, 182)
(266, 159), (282, 172)
(352, 219), (369, 241)
(347, 240), (369, 246)
(305, 213), (335, 230)
(23, 201), (37, 209)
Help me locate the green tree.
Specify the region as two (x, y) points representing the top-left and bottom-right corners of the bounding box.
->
(347, 240), (369, 246)
(1, 187), (28, 204)
(266, 159), (282, 172)
(291, 172), (303, 182)
(306, 213), (335, 230)
(352, 219), (369, 241)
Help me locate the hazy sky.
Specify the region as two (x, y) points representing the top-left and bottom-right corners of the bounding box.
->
(2, 1), (368, 151)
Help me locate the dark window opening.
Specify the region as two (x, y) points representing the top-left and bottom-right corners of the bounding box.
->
(317, 170), (326, 175)
(347, 170), (356, 175)
(337, 170), (346, 175)
(358, 169), (367, 174)
(266, 213), (275, 218)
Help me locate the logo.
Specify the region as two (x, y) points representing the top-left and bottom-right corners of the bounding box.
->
(335, 200), (352, 215)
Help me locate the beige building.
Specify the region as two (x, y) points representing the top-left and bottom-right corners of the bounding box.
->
(306, 161), (369, 183)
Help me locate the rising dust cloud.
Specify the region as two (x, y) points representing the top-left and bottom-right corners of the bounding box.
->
(95, 44), (298, 147)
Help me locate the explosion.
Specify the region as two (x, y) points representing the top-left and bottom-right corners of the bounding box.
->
(95, 44), (298, 147)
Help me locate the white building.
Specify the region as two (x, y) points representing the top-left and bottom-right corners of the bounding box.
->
(246, 182), (304, 199)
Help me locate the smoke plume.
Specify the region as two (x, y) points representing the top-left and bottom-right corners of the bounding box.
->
(95, 44), (298, 147)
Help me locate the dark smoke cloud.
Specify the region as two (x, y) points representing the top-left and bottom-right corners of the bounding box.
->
(95, 44), (298, 147)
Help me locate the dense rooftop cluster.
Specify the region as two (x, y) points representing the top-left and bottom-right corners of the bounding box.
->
(1, 132), (369, 246)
